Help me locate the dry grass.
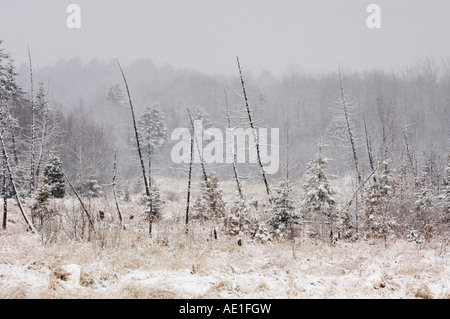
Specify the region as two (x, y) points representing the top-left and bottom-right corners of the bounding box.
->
(0, 177), (449, 299)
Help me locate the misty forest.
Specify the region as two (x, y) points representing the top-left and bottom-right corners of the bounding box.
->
(0, 39), (449, 299)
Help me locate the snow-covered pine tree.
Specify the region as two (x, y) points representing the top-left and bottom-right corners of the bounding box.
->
(81, 174), (103, 198)
(29, 178), (55, 228)
(43, 153), (65, 198)
(106, 83), (126, 106)
(301, 143), (337, 238)
(137, 104), (168, 236)
(223, 196), (258, 236)
(365, 160), (393, 217)
(365, 160), (398, 242)
(413, 160), (439, 239)
(267, 177), (301, 238)
(193, 170), (226, 220)
(138, 104), (168, 152)
(143, 178), (164, 235)
(1, 42), (25, 230)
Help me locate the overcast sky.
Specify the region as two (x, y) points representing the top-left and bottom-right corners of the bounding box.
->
(1, 0), (450, 77)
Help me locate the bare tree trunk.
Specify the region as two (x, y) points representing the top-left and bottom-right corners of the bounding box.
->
(285, 118), (291, 181)
(28, 46), (36, 193)
(342, 164), (379, 212)
(185, 130), (194, 233)
(225, 93), (244, 200)
(187, 108), (208, 183)
(338, 67), (362, 185)
(363, 115), (374, 171)
(2, 156), (7, 230)
(236, 56), (270, 198)
(400, 113), (416, 177)
(363, 114), (376, 184)
(10, 128), (19, 167)
(147, 144), (153, 237)
(112, 151), (124, 229)
(35, 105), (49, 179)
(338, 67), (362, 235)
(63, 171), (95, 232)
(0, 132), (36, 233)
(116, 59), (150, 197)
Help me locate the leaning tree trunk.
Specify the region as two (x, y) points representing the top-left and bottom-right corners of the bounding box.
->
(116, 59), (150, 197)
(112, 151), (124, 229)
(35, 104), (49, 179)
(237, 56), (270, 198)
(338, 67), (362, 186)
(225, 94), (244, 200)
(2, 156), (7, 230)
(63, 172), (96, 233)
(0, 132), (36, 233)
(338, 66), (362, 234)
(399, 113), (416, 177)
(363, 114), (376, 183)
(185, 125), (194, 233)
(187, 108), (208, 184)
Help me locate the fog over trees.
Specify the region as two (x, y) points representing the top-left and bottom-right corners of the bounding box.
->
(14, 55), (449, 179)
(1, 39), (449, 241)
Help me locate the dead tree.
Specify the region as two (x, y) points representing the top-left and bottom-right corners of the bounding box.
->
(63, 171), (96, 232)
(112, 151), (124, 229)
(225, 92), (244, 200)
(337, 66), (362, 235)
(116, 59), (150, 197)
(398, 111), (416, 177)
(35, 83), (50, 179)
(236, 56), (270, 198)
(28, 46), (36, 193)
(187, 108), (208, 183)
(2, 155), (7, 230)
(338, 66), (362, 185)
(185, 127), (194, 233)
(0, 132), (36, 232)
(363, 114), (376, 183)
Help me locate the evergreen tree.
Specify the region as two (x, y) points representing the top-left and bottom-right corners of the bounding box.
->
(29, 178), (56, 228)
(106, 83), (126, 106)
(223, 196), (258, 236)
(415, 162), (436, 210)
(143, 179), (164, 235)
(413, 161), (440, 239)
(138, 104), (168, 153)
(365, 160), (399, 241)
(193, 170), (226, 220)
(365, 160), (393, 218)
(81, 174), (103, 198)
(301, 144), (337, 236)
(268, 177), (301, 238)
(43, 153), (65, 198)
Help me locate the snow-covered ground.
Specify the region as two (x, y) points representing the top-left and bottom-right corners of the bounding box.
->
(0, 207), (448, 299)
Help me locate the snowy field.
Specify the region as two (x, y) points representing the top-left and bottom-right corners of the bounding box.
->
(0, 197), (448, 300)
